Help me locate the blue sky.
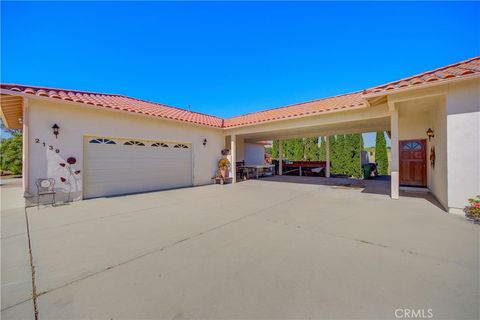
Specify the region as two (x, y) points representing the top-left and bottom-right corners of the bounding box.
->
(1, 2), (479, 146)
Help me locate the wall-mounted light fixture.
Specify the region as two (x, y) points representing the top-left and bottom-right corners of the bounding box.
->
(426, 128), (434, 141)
(52, 123), (60, 139)
(203, 138), (207, 146)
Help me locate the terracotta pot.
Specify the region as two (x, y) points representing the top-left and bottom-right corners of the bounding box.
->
(220, 167), (228, 178)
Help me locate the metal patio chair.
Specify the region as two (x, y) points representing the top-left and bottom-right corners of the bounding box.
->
(36, 178), (56, 208)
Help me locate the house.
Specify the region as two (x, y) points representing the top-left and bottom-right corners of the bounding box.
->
(1, 56), (479, 214)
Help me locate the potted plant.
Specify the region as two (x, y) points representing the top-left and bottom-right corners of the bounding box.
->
(464, 195), (480, 224)
(218, 157), (231, 179)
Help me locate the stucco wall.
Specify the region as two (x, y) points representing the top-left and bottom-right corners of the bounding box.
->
(445, 80), (480, 213)
(397, 97), (448, 209)
(244, 143), (265, 165)
(429, 99), (448, 209)
(236, 137), (245, 162)
(398, 109), (430, 141)
(25, 98), (224, 201)
(234, 139), (264, 165)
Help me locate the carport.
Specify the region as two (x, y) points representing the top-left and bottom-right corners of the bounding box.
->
(223, 93), (398, 197)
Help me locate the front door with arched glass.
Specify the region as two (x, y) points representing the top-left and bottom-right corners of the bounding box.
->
(399, 139), (427, 187)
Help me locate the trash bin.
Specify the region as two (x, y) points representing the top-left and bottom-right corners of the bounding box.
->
(362, 164), (372, 179)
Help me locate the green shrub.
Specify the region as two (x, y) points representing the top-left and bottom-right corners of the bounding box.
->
(0, 132), (22, 175)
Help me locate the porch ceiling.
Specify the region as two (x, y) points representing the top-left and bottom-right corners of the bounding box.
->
(0, 94), (23, 129)
(242, 116), (390, 142)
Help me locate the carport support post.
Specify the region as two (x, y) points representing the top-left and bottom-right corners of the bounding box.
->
(278, 139), (283, 175)
(231, 135), (236, 183)
(325, 136), (331, 178)
(22, 98), (29, 194)
(390, 109), (399, 199)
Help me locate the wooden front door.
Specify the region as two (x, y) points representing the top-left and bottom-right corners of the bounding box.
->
(399, 139), (427, 187)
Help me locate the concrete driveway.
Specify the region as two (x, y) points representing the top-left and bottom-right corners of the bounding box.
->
(2, 179), (479, 319)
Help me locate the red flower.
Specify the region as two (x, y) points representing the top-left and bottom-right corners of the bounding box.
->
(59, 163), (66, 167)
(60, 177), (66, 182)
(67, 157), (76, 165)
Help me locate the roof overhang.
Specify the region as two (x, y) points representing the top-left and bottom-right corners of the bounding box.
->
(0, 88), (224, 131)
(1, 92), (23, 129)
(362, 73), (480, 100)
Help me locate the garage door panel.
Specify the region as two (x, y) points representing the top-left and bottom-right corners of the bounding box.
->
(84, 137), (193, 198)
(86, 169), (192, 184)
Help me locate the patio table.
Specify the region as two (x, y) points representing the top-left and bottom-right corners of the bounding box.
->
(239, 164), (275, 179)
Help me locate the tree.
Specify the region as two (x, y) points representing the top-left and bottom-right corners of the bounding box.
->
(272, 140), (279, 158)
(335, 135), (346, 174)
(350, 134), (362, 178)
(292, 138), (304, 160)
(375, 131), (389, 175)
(319, 137), (326, 161)
(329, 136), (337, 173)
(264, 146), (272, 156)
(284, 139), (294, 160)
(0, 132), (23, 175)
(344, 134), (354, 176)
(304, 137), (319, 161)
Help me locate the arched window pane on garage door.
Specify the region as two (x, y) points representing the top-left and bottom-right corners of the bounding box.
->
(173, 144), (189, 149)
(152, 142), (169, 147)
(124, 141), (145, 146)
(89, 138), (116, 144)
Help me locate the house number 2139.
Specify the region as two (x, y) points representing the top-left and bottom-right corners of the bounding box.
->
(34, 138), (60, 153)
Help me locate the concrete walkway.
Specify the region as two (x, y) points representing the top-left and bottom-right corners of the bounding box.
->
(1, 180), (479, 319)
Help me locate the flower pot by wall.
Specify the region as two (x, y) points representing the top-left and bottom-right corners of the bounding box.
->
(220, 167), (229, 178)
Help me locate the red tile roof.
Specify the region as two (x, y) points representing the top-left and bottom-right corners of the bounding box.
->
(0, 84), (224, 128)
(223, 92), (366, 128)
(2, 56), (479, 129)
(363, 56), (480, 95)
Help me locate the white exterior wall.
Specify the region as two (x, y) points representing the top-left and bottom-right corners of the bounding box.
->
(430, 99), (448, 210)
(233, 139), (265, 165)
(244, 143), (265, 165)
(235, 137), (245, 162)
(445, 80), (480, 213)
(398, 103), (448, 209)
(398, 108), (430, 140)
(26, 98), (224, 201)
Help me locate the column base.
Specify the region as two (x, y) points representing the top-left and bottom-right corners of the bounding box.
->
(391, 171), (399, 199)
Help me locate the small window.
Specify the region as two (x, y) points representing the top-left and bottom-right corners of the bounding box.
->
(173, 144), (189, 149)
(152, 142), (169, 147)
(89, 138), (116, 144)
(402, 142), (422, 150)
(124, 141), (145, 146)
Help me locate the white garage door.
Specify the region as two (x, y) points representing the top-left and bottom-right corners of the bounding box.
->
(84, 137), (193, 199)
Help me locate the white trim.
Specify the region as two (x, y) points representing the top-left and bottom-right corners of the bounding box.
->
(448, 207), (466, 216)
(231, 135), (236, 183)
(389, 92), (447, 105)
(278, 139), (283, 175)
(22, 97), (29, 195)
(390, 107), (399, 200)
(387, 99), (395, 112)
(325, 136), (330, 178)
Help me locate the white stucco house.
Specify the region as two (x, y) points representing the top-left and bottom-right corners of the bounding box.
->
(1, 56), (479, 214)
